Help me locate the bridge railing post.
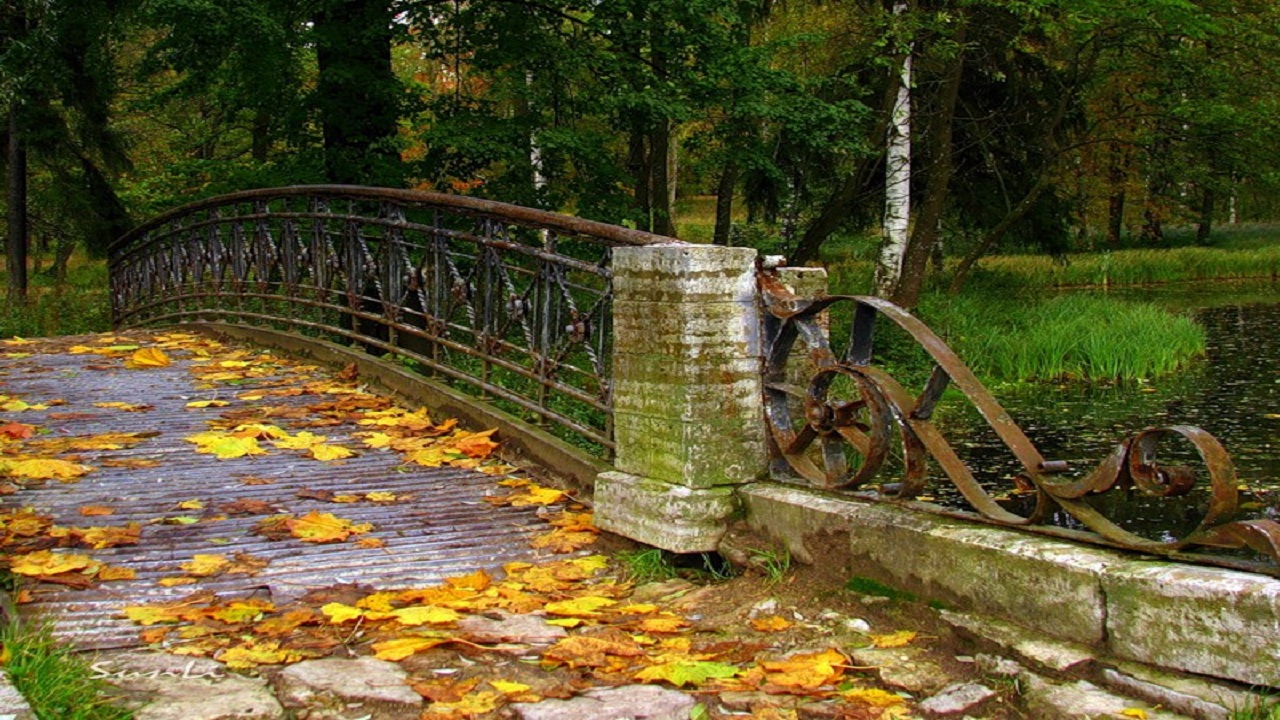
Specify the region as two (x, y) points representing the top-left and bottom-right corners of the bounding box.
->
(594, 244), (768, 552)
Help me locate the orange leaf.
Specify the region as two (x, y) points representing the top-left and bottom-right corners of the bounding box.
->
(78, 506), (115, 517)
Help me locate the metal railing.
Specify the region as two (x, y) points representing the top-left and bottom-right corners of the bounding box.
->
(109, 186), (676, 453)
(758, 270), (1280, 572)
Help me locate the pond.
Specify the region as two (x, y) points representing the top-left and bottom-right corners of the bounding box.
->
(924, 281), (1279, 543)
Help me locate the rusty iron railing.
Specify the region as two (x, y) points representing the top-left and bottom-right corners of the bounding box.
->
(109, 186), (675, 453)
(759, 270), (1280, 571)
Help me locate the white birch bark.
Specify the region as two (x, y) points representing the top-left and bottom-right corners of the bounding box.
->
(876, 1), (912, 298)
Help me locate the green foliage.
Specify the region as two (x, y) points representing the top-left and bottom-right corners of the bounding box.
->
(0, 260), (111, 338)
(0, 620), (132, 720)
(1230, 697), (1280, 720)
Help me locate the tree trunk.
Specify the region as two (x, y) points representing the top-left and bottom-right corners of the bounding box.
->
(251, 109), (271, 163)
(7, 108), (28, 304)
(891, 21), (964, 309)
(948, 175), (1052, 294)
(1196, 187), (1214, 245)
(627, 130), (651, 228)
(713, 162), (738, 246)
(649, 120), (675, 237)
(1106, 145), (1126, 248)
(876, 1), (913, 298)
(313, 0), (400, 185)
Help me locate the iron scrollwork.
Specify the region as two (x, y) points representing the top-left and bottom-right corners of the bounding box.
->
(759, 270), (1280, 570)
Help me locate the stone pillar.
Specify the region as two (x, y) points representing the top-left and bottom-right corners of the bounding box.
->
(594, 245), (766, 552)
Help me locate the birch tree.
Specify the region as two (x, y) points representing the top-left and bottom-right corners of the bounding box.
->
(876, 0), (912, 298)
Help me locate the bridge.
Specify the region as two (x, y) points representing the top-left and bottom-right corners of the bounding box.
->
(6, 185), (1280, 687)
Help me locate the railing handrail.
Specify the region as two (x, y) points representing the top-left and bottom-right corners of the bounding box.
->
(109, 184), (681, 259)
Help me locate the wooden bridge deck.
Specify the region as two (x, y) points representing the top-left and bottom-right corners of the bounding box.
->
(0, 330), (559, 649)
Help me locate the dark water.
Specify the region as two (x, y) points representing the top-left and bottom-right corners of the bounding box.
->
(925, 284), (1279, 540)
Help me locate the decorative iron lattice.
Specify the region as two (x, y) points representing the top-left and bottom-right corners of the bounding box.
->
(109, 186), (674, 453)
(759, 271), (1280, 573)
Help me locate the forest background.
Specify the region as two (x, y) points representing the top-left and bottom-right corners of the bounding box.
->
(2, 0), (1280, 379)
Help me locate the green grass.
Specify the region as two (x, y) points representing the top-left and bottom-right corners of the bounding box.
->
(0, 619), (131, 720)
(618, 548), (681, 584)
(969, 245), (1279, 289)
(0, 256), (112, 339)
(749, 546), (791, 585)
(915, 294), (1207, 383)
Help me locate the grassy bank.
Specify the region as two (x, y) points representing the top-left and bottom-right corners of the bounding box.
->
(967, 245), (1279, 289)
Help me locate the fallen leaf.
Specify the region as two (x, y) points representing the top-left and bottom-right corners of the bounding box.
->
(98, 566), (138, 581)
(185, 400), (230, 409)
(634, 660), (739, 688)
(869, 631), (917, 649)
(372, 636), (451, 661)
(124, 347), (171, 369)
(79, 506), (115, 517)
(390, 606), (461, 626)
(1119, 710), (1149, 720)
(0, 422), (36, 439)
(543, 596), (617, 617)
(3, 458), (95, 481)
(180, 554), (231, 577)
(283, 511), (373, 543)
(760, 648), (848, 689)
(841, 687), (907, 708)
(751, 616), (794, 633)
(542, 635), (644, 668)
(9, 550), (96, 577)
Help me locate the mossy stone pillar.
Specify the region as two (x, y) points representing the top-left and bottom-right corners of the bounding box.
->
(595, 244), (766, 552)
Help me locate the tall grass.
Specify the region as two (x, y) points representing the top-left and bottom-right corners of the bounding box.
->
(915, 294), (1206, 383)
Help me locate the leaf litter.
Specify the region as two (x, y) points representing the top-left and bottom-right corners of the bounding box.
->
(0, 330), (945, 719)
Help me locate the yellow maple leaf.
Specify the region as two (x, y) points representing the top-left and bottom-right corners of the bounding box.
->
(321, 603), (366, 624)
(185, 432), (267, 460)
(870, 630), (917, 648)
(285, 511), (373, 543)
(358, 432), (393, 449)
(507, 484), (567, 507)
(124, 347), (171, 369)
(4, 458), (94, 481)
(78, 506), (115, 517)
(371, 636), (450, 661)
(841, 687), (906, 708)
(390, 606), (461, 626)
(1119, 710), (1149, 720)
(177, 499), (205, 510)
(489, 680), (531, 695)
(185, 400), (230, 409)
(760, 648), (848, 689)
(751, 615), (794, 633)
(97, 565), (137, 582)
(365, 491), (397, 502)
(543, 596), (618, 617)
(355, 537), (386, 549)
(407, 447), (447, 467)
(217, 641), (299, 669)
(208, 600), (274, 624)
(180, 554), (230, 577)
(122, 605), (189, 626)
(272, 431), (327, 450)
(310, 444), (355, 461)
(10, 550), (96, 577)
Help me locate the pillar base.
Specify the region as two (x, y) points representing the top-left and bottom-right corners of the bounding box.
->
(593, 471), (738, 553)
